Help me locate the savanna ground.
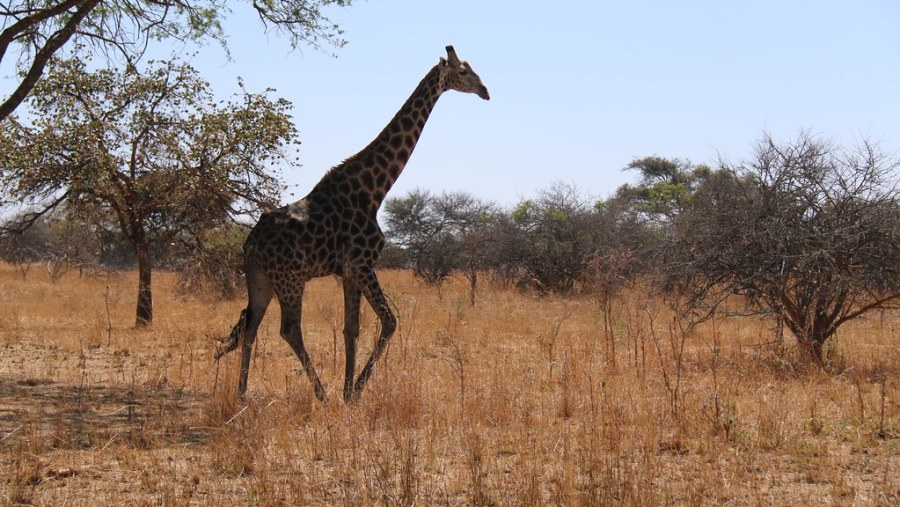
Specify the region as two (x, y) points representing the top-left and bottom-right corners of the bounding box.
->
(0, 262), (897, 506)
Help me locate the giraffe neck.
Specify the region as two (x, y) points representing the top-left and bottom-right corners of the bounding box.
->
(312, 64), (446, 210)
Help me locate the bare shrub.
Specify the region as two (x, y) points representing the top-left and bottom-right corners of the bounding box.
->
(175, 226), (247, 300)
(664, 133), (900, 363)
(44, 255), (70, 282)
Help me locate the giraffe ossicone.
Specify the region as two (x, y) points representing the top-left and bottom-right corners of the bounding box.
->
(216, 45), (490, 402)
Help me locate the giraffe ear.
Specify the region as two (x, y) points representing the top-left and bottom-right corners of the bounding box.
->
(445, 45), (460, 66)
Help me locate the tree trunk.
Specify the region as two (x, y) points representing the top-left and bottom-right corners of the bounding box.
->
(799, 337), (825, 365)
(135, 246), (153, 327)
(785, 317), (828, 365)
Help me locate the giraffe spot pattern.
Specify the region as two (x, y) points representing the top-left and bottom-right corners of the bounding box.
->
(223, 47), (490, 402)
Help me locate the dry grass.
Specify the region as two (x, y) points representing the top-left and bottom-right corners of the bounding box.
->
(0, 263), (897, 506)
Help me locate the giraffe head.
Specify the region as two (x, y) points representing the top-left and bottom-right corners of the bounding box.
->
(440, 45), (490, 100)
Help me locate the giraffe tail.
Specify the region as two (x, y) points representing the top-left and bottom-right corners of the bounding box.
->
(215, 308), (249, 360)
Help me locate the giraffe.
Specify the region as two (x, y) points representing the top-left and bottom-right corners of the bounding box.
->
(216, 46), (490, 402)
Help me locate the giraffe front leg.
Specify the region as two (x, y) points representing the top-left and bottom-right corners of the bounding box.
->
(342, 279), (362, 402)
(352, 269), (397, 400)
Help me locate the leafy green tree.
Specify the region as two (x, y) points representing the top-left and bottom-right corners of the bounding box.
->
(0, 0), (352, 121)
(496, 182), (602, 294)
(0, 57), (297, 326)
(615, 156), (714, 223)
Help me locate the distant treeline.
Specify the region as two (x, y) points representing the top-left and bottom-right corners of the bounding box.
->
(2, 133), (899, 361)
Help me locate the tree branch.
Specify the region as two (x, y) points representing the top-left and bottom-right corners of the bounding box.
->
(0, 0), (84, 63)
(0, 0), (102, 122)
(1, 189), (71, 234)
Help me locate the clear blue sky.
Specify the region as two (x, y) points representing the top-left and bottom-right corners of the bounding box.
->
(30, 1), (900, 206)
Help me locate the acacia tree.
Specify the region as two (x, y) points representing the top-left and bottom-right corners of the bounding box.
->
(384, 189), (496, 303)
(613, 156), (718, 226)
(0, 57), (297, 326)
(499, 182), (603, 294)
(665, 133), (900, 362)
(451, 196), (497, 306)
(0, 0), (352, 121)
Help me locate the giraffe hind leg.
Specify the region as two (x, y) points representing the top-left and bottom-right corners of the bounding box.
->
(216, 260), (273, 396)
(216, 301), (270, 396)
(278, 290), (328, 402)
(215, 309), (249, 359)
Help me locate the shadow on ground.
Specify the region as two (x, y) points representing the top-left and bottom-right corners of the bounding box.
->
(0, 375), (211, 449)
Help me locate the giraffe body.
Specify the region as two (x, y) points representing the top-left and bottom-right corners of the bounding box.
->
(217, 46), (489, 402)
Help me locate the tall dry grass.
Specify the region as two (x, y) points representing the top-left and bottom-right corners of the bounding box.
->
(0, 262), (897, 505)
